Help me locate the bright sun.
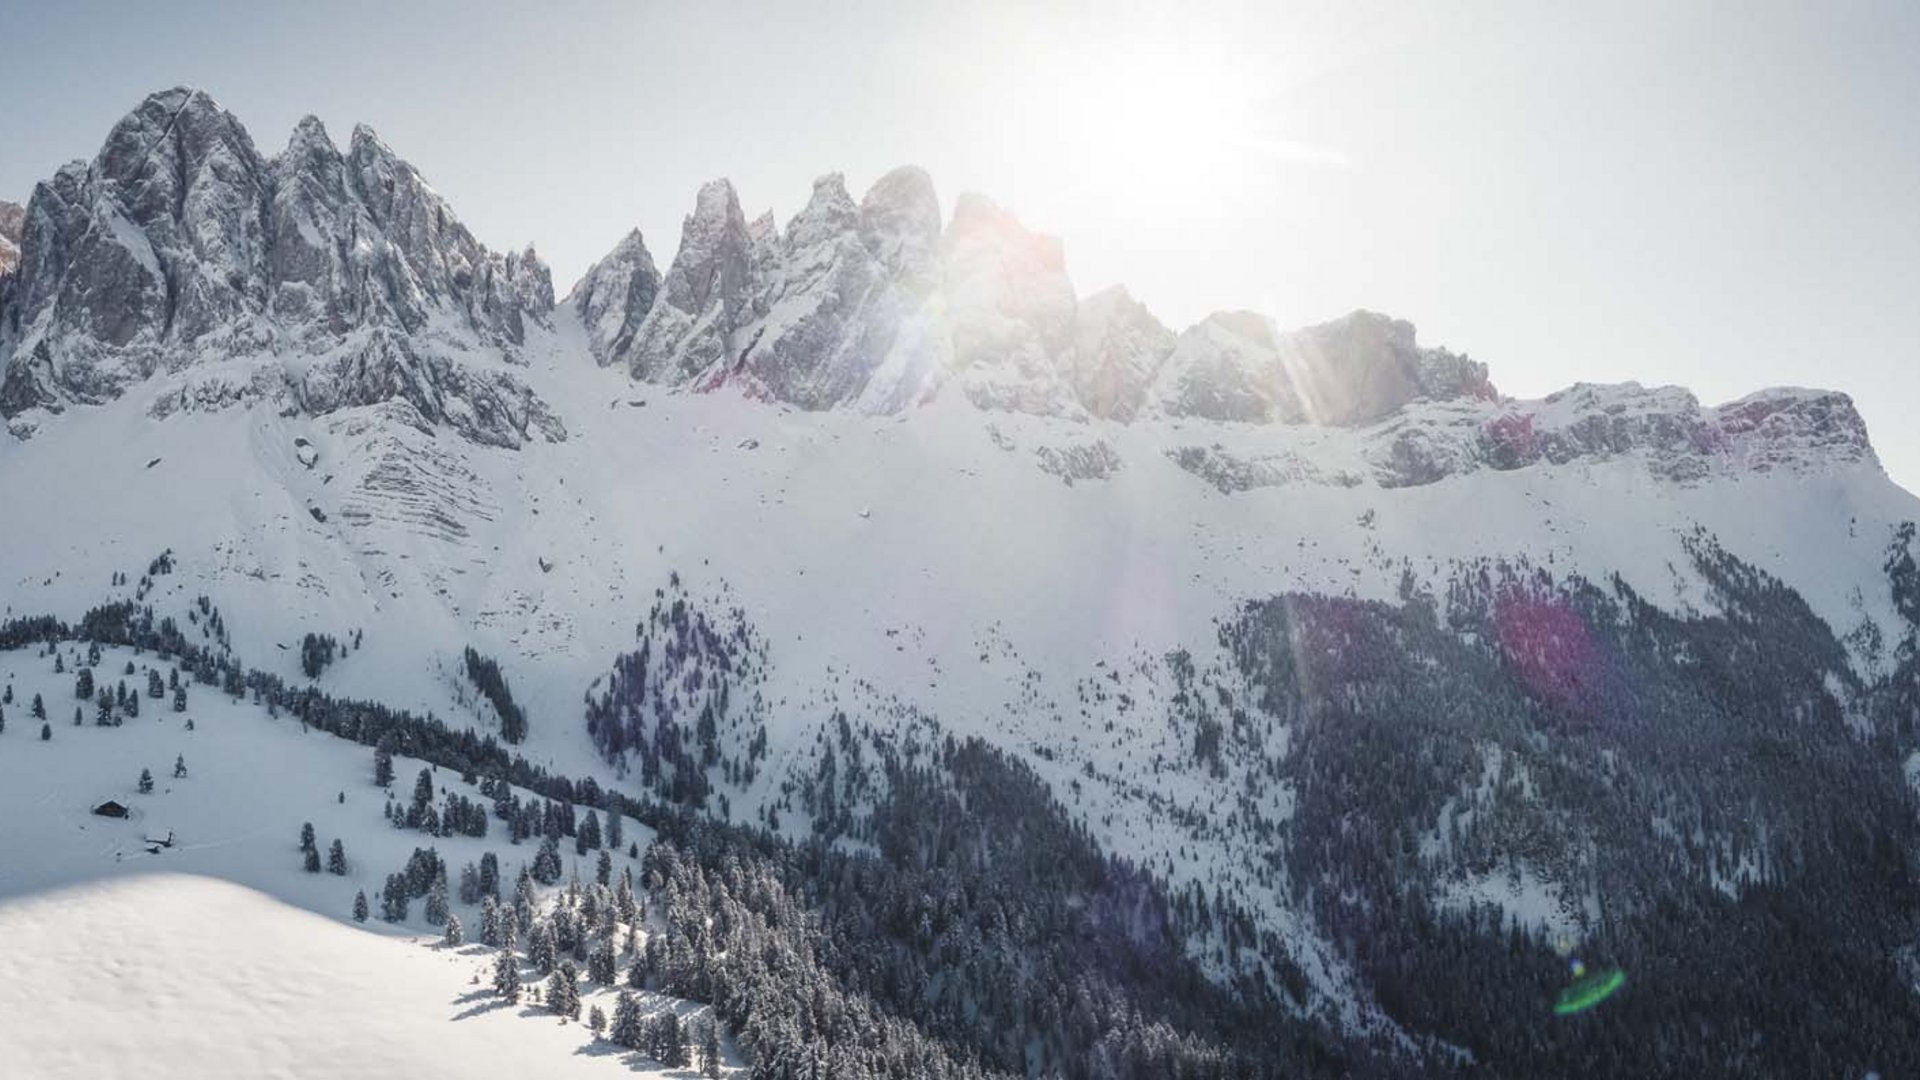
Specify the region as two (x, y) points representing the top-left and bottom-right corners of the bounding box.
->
(987, 31), (1346, 223)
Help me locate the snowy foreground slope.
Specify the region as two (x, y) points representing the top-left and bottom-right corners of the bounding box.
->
(0, 876), (713, 1080)
(5, 88), (1920, 1077)
(0, 645), (739, 1080)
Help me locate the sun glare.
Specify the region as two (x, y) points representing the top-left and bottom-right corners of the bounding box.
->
(994, 32), (1346, 224)
(1049, 41), (1259, 208)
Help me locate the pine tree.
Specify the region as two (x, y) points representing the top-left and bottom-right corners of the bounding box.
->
(533, 836), (562, 885)
(381, 873), (410, 922)
(607, 809), (624, 852)
(546, 961), (580, 1018)
(138, 768), (154, 794)
(303, 846), (322, 873)
(95, 694), (112, 726)
(72, 706), (82, 726)
(480, 895), (502, 946)
(410, 767), (434, 826)
(610, 991), (642, 1049)
(328, 839), (346, 875)
(31, 693), (44, 720)
(529, 921), (558, 973)
(173, 754), (187, 778)
(589, 1004), (607, 1040)
(425, 877), (450, 926)
(589, 938), (617, 984)
(493, 947), (521, 1002)
(701, 1016), (722, 1077)
(597, 849), (612, 886)
(40, 721), (51, 741)
(373, 742), (394, 787)
(54, 652), (64, 674)
(173, 685), (186, 712)
(616, 870), (638, 924)
(147, 669), (164, 698)
(75, 667), (93, 699)
(444, 913), (464, 946)
(479, 852), (500, 899)
(648, 1012), (687, 1067)
(299, 821), (316, 854)
(352, 891), (369, 923)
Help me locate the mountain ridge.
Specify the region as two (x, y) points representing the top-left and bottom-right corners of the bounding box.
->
(0, 86), (1882, 484)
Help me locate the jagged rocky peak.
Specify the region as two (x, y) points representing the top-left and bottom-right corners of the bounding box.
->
(0, 199), (25, 278)
(730, 169), (947, 410)
(0, 87), (559, 445)
(594, 167), (950, 411)
(857, 165), (941, 289)
(621, 177), (758, 385)
(568, 228), (660, 366)
(940, 192), (1082, 417)
(1073, 285), (1174, 421)
(1151, 309), (1493, 426)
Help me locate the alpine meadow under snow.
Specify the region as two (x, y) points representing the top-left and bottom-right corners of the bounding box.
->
(2, 87), (1919, 1078)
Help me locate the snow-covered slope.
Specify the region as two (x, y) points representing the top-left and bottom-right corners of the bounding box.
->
(0, 876), (729, 1080)
(5, 85), (1920, 1077)
(0, 643), (737, 1079)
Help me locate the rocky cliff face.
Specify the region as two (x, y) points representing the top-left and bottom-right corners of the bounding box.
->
(579, 173), (1497, 427)
(0, 200), (23, 279)
(1169, 381), (1878, 493)
(0, 88), (559, 446)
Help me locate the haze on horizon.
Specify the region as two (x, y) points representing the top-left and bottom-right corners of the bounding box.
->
(2, 0), (1915, 485)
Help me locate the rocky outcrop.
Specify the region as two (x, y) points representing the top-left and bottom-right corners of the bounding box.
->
(567, 229), (660, 366)
(0, 200), (23, 279)
(0, 88), (557, 446)
(1149, 310), (1492, 426)
(732, 172), (934, 410)
(938, 193), (1082, 417)
(1305, 383), (1874, 491)
(1072, 286), (1174, 421)
(621, 179), (758, 386)
(579, 173), (1496, 428)
(591, 168), (951, 412)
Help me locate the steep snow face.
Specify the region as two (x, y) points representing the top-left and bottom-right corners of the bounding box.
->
(0, 89), (556, 447)
(1072, 285), (1175, 421)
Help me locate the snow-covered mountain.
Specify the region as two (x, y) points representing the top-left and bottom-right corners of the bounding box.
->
(5, 88), (1920, 1079)
(0, 88), (557, 447)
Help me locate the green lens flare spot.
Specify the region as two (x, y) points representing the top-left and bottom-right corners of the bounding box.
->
(1554, 968), (1625, 1015)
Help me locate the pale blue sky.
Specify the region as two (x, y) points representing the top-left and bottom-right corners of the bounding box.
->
(3, 1), (1916, 485)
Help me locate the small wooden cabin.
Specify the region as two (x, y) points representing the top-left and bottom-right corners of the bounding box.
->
(91, 800), (130, 818)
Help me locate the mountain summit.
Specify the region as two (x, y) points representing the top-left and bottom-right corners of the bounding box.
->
(0, 88), (558, 446)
